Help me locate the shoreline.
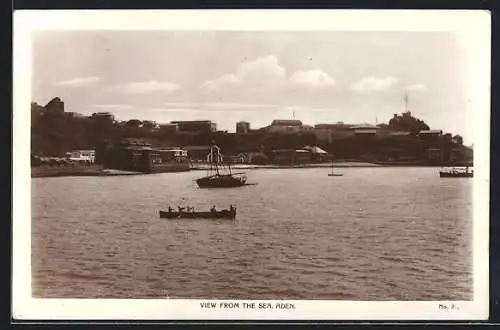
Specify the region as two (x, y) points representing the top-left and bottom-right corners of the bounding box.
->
(30, 161), (467, 178)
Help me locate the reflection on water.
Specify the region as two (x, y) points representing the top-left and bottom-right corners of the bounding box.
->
(32, 167), (472, 300)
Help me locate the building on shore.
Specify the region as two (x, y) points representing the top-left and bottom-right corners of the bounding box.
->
(96, 138), (189, 172)
(158, 123), (179, 134)
(236, 121), (250, 134)
(171, 120), (217, 133)
(272, 147), (329, 165)
(262, 119), (307, 133)
(313, 122), (355, 142)
(182, 145), (213, 162)
(65, 149), (96, 164)
(418, 129), (443, 140)
(350, 124), (380, 136)
(90, 112), (115, 123)
(156, 147), (188, 163)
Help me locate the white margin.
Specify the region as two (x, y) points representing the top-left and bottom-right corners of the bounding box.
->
(12, 9), (491, 320)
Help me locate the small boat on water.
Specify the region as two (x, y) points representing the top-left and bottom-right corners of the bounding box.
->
(439, 166), (473, 178)
(328, 159), (343, 177)
(159, 206), (236, 219)
(195, 145), (248, 188)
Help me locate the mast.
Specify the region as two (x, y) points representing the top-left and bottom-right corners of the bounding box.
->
(214, 145), (220, 176)
(404, 92), (409, 112)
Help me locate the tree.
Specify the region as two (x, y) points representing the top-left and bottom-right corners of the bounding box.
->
(126, 119), (142, 128)
(142, 120), (157, 130)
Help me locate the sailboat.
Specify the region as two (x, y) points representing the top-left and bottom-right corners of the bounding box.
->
(195, 145), (248, 188)
(328, 158), (343, 177)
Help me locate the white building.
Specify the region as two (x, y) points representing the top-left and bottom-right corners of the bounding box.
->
(66, 150), (96, 163)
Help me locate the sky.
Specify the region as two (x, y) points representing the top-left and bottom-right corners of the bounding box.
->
(32, 30), (474, 144)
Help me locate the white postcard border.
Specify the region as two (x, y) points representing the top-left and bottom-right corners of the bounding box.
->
(13, 9), (491, 320)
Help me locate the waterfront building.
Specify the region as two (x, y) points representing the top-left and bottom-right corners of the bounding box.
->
(236, 121), (250, 134)
(65, 149), (96, 163)
(156, 147), (188, 163)
(171, 120), (217, 133)
(263, 119), (313, 133)
(96, 138), (157, 172)
(90, 112), (115, 123)
(158, 123), (179, 134)
(313, 122), (354, 141)
(350, 124), (380, 136)
(418, 129), (443, 143)
(272, 148), (315, 165)
(418, 129), (443, 137)
(182, 145), (213, 162)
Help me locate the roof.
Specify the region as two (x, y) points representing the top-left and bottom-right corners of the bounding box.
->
(92, 112), (113, 116)
(419, 130), (443, 134)
(182, 145), (212, 151)
(126, 146), (154, 151)
(314, 123), (352, 130)
(117, 138), (151, 147)
(350, 124), (380, 129)
(171, 120), (212, 124)
(389, 131), (411, 136)
(303, 146), (328, 154)
(271, 119), (303, 126)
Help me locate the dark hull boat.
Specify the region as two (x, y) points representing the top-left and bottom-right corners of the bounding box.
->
(195, 144), (248, 188)
(196, 174), (247, 188)
(439, 166), (473, 178)
(439, 171), (473, 178)
(328, 159), (343, 177)
(159, 209), (236, 219)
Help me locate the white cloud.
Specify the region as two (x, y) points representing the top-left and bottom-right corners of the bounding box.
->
(288, 70), (336, 89)
(200, 74), (241, 93)
(201, 55), (286, 94)
(405, 84), (427, 91)
(54, 76), (101, 87)
(149, 108), (203, 113)
(150, 107), (247, 114)
(164, 102), (277, 109)
(236, 55), (286, 85)
(92, 104), (134, 110)
(350, 76), (399, 93)
(109, 80), (179, 94)
(283, 105), (338, 112)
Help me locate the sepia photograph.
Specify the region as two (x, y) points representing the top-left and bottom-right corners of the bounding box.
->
(13, 10), (490, 320)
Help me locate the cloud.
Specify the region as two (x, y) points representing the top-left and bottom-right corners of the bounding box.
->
(149, 108), (203, 113)
(92, 104), (134, 110)
(283, 105), (338, 112)
(200, 74), (241, 93)
(164, 102), (277, 109)
(201, 55), (286, 94)
(287, 70), (336, 89)
(405, 84), (427, 91)
(350, 76), (399, 93)
(150, 107), (247, 114)
(109, 80), (179, 94)
(54, 76), (101, 87)
(236, 55), (286, 85)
